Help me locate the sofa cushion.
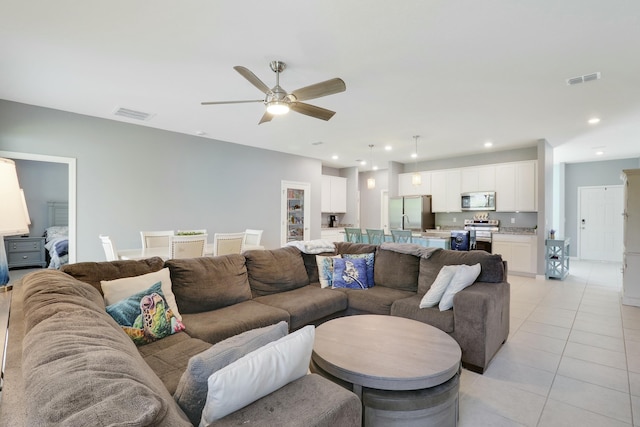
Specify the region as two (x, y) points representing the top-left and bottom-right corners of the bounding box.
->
(253, 285), (348, 330)
(105, 282), (185, 346)
(342, 252), (375, 286)
(302, 251), (337, 283)
(200, 326), (315, 424)
(174, 321), (288, 425)
(341, 286), (415, 315)
(101, 267), (182, 320)
(373, 247), (420, 292)
(391, 295), (455, 333)
(419, 265), (458, 308)
(180, 300), (290, 344)
(166, 255), (252, 314)
(210, 374), (361, 427)
(439, 263), (482, 311)
(335, 241), (378, 254)
(418, 250), (504, 294)
(61, 257), (165, 294)
(245, 246), (309, 296)
(332, 257), (372, 289)
(316, 254), (341, 288)
(138, 332), (211, 395)
(21, 271), (191, 426)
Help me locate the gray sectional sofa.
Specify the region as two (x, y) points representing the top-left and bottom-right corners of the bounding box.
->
(0, 242), (509, 426)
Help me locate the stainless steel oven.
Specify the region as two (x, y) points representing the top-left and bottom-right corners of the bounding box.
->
(464, 218), (499, 252)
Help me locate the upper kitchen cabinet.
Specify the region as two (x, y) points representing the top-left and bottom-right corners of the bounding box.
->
(495, 161), (537, 212)
(461, 165), (496, 193)
(398, 171), (431, 196)
(321, 175), (347, 213)
(431, 170), (461, 213)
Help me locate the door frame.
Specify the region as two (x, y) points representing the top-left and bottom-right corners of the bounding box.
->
(0, 150), (77, 263)
(576, 184), (623, 261)
(281, 180), (311, 246)
(380, 189), (389, 233)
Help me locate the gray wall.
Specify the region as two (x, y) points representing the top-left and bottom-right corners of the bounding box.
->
(14, 159), (68, 237)
(564, 158), (640, 256)
(0, 100), (322, 261)
(359, 168), (389, 229)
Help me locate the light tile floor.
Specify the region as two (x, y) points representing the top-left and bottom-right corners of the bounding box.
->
(459, 260), (639, 427)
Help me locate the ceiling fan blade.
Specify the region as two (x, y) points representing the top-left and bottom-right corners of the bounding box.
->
(201, 100), (263, 105)
(234, 66), (270, 94)
(290, 102), (336, 121)
(259, 111), (274, 124)
(290, 78), (346, 102)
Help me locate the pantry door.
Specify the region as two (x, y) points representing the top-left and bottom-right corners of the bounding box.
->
(578, 185), (623, 262)
(281, 181), (311, 246)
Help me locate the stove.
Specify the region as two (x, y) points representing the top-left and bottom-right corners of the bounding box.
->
(464, 217), (499, 251)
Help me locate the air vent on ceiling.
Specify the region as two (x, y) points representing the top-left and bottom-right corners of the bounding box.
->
(113, 107), (155, 121)
(566, 72), (601, 86)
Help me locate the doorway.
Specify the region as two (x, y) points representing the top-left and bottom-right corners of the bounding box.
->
(578, 185), (623, 262)
(281, 181), (311, 246)
(0, 151), (76, 263)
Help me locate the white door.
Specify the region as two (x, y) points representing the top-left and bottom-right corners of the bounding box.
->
(281, 181), (311, 246)
(579, 185), (624, 262)
(381, 190), (389, 233)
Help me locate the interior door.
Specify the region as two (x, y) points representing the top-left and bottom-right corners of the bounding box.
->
(579, 185), (624, 262)
(281, 181), (311, 246)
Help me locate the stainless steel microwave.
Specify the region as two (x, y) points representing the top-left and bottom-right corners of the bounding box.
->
(461, 192), (496, 211)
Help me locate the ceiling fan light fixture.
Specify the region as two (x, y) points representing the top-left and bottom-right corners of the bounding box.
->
(266, 101), (290, 115)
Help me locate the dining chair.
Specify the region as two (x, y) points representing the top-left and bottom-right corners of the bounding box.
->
(344, 228), (363, 243)
(243, 229), (264, 250)
(140, 230), (174, 249)
(391, 230), (412, 243)
(213, 232), (246, 256)
(169, 234), (207, 259)
(99, 234), (119, 261)
(366, 229), (385, 245)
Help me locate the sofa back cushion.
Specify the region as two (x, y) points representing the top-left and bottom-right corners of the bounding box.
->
(61, 257), (165, 294)
(418, 250), (505, 294)
(335, 241), (378, 255)
(165, 255), (251, 314)
(21, 270), (191, 426)
(373, 247), (420, 292)
(244, 246), (309, 296)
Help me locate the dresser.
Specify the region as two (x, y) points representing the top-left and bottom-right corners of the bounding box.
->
(4, 236), (46, 269)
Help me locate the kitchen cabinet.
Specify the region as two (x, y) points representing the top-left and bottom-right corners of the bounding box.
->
(623, 169), (640, 307)
(4, 236), (46, 269)
(320, 228), (344, 243)
(321, 175), (347, 213)
(492, 234), (537, 276)
(431, 170), (461, 212)
(495, 161), (537, 212)
(461, 165), (496, 193)
(398, 172), (431, 196)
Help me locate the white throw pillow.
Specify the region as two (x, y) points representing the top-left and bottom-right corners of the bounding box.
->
(101, 268), (182, 320)
(419, 265), (459, 308)
(438, 263), (481, 311)
(199, 325), (315, 426)
(316, 255), (341, 288)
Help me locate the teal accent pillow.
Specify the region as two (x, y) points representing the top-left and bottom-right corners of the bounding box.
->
(106, 281), (185, 346)
(342, 253), (374, 287)
(332, 257), (370, 289)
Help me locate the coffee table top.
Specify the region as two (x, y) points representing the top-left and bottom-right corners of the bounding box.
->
(313, 315), (461, 391)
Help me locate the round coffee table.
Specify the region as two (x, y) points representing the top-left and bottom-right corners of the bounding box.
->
(312, 315), (462, 427)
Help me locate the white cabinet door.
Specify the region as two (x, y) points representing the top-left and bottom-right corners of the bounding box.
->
(492, 234), (537, 275)
(321, 175), (331, 212)
(399, 172), (431, 196)
(461, 165), (496, 193)
(495, 161), (536, 212)
(432, 170), (461, 212)
(321, 176), (347, 213)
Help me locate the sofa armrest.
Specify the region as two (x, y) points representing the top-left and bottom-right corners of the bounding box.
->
(450, 280), (510, 373)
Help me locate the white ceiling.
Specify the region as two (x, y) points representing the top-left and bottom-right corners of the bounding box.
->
(2, 1), (640, 170)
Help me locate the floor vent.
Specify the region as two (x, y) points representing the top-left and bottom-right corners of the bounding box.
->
(566, 72), (601, 86)
(113, 107), (155, 121)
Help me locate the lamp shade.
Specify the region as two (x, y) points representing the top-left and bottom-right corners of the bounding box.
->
(0, 158), (30, 236)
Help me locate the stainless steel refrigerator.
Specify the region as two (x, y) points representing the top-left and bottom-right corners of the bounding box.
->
(389, 195), (435, 232)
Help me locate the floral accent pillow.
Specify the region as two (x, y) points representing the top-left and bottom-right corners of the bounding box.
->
(342, 253), (375, 287)
(332, 257), (371, 289)
(316, 255), (341, 288)
(106, 282), (185, 346)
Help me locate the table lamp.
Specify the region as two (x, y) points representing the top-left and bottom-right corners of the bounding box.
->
(0, 158), (31, 289)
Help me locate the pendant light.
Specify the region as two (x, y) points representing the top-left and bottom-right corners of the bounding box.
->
(412, 135), (421, 186)
(367, 144), (376, 189)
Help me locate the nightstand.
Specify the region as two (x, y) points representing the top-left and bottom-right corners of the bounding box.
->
(3, 236), (46, 269)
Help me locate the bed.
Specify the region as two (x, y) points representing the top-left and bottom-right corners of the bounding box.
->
(44, 201), (69, 269)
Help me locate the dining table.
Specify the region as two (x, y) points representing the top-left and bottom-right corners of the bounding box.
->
(118, 244), (215, 261)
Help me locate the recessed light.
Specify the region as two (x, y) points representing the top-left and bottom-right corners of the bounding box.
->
(484, 141), (493, 148)
(195, 130), (206, 136)
(360, 160), (367, 166)
(331, 155), (338, 160)
(411, 153), (417, 159)
(384, 145), (392, 151)
(373, 166), (379, 171)
(588, 117), (601, 124)
(595, 150), (604, 156)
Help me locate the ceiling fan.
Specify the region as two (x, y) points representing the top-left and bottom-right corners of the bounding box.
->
(201, 61), (346, 124)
